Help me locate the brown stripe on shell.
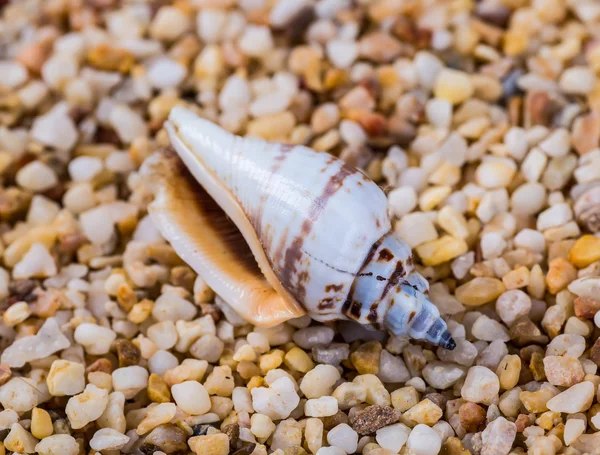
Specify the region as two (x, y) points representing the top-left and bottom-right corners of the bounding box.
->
(340, 235), (385, 320)
(380, 260), (406, 301)
(280, 162), (359, 302)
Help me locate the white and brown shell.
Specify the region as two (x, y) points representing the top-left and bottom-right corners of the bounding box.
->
(141, 106), (455, 349)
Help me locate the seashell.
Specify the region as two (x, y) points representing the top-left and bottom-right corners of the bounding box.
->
(141, 106), (456, 349)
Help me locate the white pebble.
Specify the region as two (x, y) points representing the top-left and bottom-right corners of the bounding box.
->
(406, 424), (442, 455)
(90, 428), (130, 451)
(109, 104), (148, 144)
(514, 229), (546, 253)
(112, 366), (149, 399)
(31, 103), (78, 151)
(461, 366), (500, 404)
(238, 26), (274, 57)
(172, 380), (211, 415)
(13, 242), (57, 279)
(146, 57), (187, 89)
(376, 423), (411, 453)
(327, 423), (358, 454)
(16, 161), (58, 192)
(251, 376), (300, 420)
(66, 384), (109, 429)
(480, 232), (507, 260)
(560, 66), (596, 94)
(74, 323), (116, 355)
(326, 40), (358, 69)
(536, 202), (572, 231)
(68, 156), (104, 182)
(388, 187), (418, 218)
(305, 396), (339, 417)
(36, 434), (79, 455)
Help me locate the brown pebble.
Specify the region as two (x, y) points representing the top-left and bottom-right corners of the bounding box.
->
(441, 437), (472, 455)
(199, 303), (222, 323)
(86, 358), (113, 374)
(115, 339), (141, 367)
(572, 113), (600, 155)
(459, 402), (486, 432)
(222, 423), (241, 450)
(509, 317), (549, 346)
(515, 413), (534, 432)
(525, 91), (557, 127)
(231, 444), (257, 455)
(574, 296), (600, 319)
(590, 337), (600, 366)
(423, 393), (446, 410)
(321, 410), (349, 430)
(349, 405), (400, 435)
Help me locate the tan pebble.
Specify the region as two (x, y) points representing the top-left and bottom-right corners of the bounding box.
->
(188, 433), (229, 455)
(546, 258), (577, 294)
(434, 69), (474, 105)
(284, 347), (314, 373)
(519, 387), (557, 413)
(569, 235), (600, 268)
(502, 266), (529, 289)
(350, 341), (382, 375)
(455, 277), (505, 306)
(416, 236), (468, 267)
(497, 355), (521, 390)
(148, 373), (171, 403)
(31, 408), (53, 439)
(404, 398), (442, 425)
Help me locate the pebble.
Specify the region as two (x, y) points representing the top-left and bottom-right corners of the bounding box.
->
(16, 161), (58, 192)
(546, 382), (595, 413)
(461, 366), (500, 404)
(189, 433), (230, 455)
(66, 384), (109, 429)
(434, 69), (474, 105)
(1, 318), (70, 368)
(377, 349), (410, 383)
(569, 235), (600, 268)
(404, 399), (443, 425)
(481, 417), (516, 455)
(349, 405), (399, 435)
(455, 278), (505, 306)
(293, 326), (335, 349)
(4, 423), (39, 453)
(251, 377), (300, 420)
(496, 290), (532, 326)
(546, 257), (577, 294)
(422, 362), (466, 389)
(171, 381), (211, 415)
(31, 407), (53, 439)
(543, 355), (584, 387)
(109, 104), (148, 143)
(376, 423), (410, 453)
(300, 364), (341, 398)
(559, 66), (596, 94)
(407, 424), (442, 455)
(74, 323), (116, 355)
(350, 341), (382, 374)
(90, 428), (130, 451)
(396, 212), (439, 248)
(305, 396), (338, 417)
(238, 26), (274, 57)
(388, 187), (418, 218)
(416, 235), (468, 267)
(35, 434), (79, 455)
(30, 105), (78, 152)
(47, 359), (85, 396)
(564, 418), (586, 446)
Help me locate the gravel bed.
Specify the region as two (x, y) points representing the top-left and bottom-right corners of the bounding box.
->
(1, 0), (600, 454)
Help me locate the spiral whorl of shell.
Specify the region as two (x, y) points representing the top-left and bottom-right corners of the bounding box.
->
(143, 106), (455, 349)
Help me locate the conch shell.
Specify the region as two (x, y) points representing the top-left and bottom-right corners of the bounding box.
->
(142, 106), (455, 349)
